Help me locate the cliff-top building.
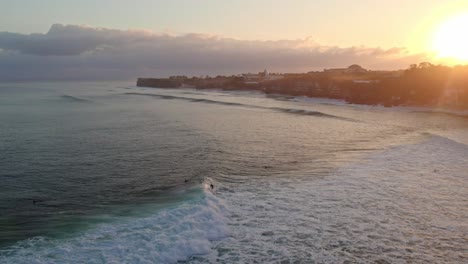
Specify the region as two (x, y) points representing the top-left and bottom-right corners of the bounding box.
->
(324, 64), (367, 74)
(242, 69), (284, 83)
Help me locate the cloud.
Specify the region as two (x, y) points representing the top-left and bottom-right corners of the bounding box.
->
(0, 24), (428, 81)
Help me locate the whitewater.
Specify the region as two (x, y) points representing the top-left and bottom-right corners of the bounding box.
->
(0, 82), (467, 263)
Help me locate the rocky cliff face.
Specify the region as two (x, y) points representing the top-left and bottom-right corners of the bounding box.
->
(137, 78), (182, 88)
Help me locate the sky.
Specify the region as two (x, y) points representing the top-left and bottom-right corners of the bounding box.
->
(0, 0), (467, 81)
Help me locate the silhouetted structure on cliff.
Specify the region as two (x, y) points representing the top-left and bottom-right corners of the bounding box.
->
(137, 63), (468, 109)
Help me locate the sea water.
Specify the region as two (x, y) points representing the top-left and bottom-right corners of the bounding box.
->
(0, 82), (467, 263)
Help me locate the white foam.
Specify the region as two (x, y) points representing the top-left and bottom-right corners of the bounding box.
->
(0, 187), (229, 264)
(196, 136), (468, 263)
(293, 95), (468, 117)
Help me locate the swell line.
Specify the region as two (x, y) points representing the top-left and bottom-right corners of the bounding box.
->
(124, 92), (356, 121)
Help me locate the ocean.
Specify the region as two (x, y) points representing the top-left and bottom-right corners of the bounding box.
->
(0, 82), (467, 263)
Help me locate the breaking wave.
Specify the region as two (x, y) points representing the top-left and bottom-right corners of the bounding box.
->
(0, 183), (229, 264)
(193, 135), (468, 263)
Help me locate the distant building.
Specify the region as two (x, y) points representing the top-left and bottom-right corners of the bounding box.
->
(324, 64), (367, 74)
(242, 69), (284, 83)
(353, 80), (376, 84)
(264, 75), (284, 81)
(242, 73), (262, 84)
(346, 64), (367, 73)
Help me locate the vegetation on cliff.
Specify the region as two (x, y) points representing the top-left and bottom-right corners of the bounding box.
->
(137, 63), (468, 109)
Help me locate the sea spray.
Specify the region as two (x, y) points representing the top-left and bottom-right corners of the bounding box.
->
(0, 184), (230, 264)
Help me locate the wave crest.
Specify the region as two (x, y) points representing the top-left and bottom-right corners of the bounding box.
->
(0, 185), (229, 264)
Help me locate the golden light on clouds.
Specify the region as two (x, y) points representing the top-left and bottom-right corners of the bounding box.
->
(432, 13), (468, 63)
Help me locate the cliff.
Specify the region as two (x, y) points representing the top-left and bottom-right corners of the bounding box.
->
(137, 78), (182, 88)
(136, 64), (468, 109)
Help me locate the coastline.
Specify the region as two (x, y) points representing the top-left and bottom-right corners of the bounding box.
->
(135, 81), (468, 116)
(137, 64), (468, 111)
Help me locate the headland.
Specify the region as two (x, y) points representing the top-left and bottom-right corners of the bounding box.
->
(137, 63), (468, 109)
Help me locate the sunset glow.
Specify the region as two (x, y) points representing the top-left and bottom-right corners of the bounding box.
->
(1, 1), (468, 263)
(432, 13), (468, 63)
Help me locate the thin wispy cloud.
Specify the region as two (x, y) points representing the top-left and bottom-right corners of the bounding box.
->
(0, 24), (428, 81)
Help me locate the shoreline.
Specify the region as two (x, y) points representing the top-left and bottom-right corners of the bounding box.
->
(136, 64), (468, 111)
(134, 83), (468, 117)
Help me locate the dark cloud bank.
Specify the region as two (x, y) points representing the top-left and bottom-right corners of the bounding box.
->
(0, 24), (427, 81)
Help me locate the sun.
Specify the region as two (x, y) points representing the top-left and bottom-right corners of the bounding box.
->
(432, 13), (468, 63)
